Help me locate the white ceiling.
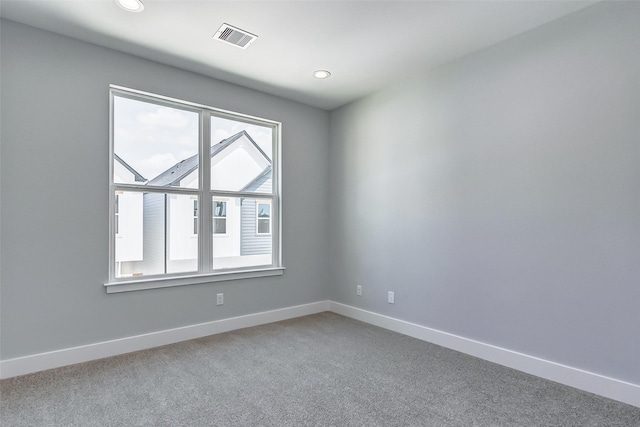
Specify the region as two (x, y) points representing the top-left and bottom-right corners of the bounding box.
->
(0, 0), (597, 110)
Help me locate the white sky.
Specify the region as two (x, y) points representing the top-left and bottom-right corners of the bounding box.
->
(114, 96), (273, 181)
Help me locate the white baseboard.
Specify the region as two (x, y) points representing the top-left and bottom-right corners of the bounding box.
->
(1, 299), (638, 409)
(328, 301), (640, 408)
(0, 301), (329, 380)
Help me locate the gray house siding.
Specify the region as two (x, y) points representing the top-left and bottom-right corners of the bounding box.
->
(241, 173), (272, 256)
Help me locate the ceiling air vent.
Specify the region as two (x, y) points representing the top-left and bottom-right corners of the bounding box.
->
(214, 23), (258, 49)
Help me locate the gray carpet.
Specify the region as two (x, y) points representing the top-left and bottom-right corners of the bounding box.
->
(1, 312), (639, 426)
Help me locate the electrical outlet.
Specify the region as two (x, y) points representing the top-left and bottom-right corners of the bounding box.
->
(387, 291), (395, 304)
(356, 285), (362, 296)
(216, 293), (224, 306)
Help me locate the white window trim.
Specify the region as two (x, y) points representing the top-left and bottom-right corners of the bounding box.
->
(106, 85), (283, 292)
(105, 267), (286, 294)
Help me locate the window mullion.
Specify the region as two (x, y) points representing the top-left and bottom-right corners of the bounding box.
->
(272, 124), (282, 267)
(209, 190), (274, 200)
(113, 183), (199, 195)
(199, 111), (212, 273)
(109, 184), (117, 282)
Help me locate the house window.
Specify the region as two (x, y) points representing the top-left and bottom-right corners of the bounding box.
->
(192, 199), (199, 235)
(114, 193), (120, 235)
(256, 201), (271, 235)
(108, 86), (282, 291)
(213, 200), (227, 234)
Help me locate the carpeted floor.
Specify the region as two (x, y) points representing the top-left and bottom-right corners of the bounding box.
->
(1, 312), (639, 426)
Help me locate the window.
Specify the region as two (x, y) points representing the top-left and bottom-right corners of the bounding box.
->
(256, 201), (271, 235)
(114, 193), (120, 235)
(213, 200), (227, 234)
(192, 199), (198, 235)
(108, 86), (282, 292)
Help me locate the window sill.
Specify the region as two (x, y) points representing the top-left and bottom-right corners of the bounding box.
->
(104, 267), (285, 294)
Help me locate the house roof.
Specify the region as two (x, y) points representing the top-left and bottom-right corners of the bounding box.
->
(114, 153), (146, 182)
(240, 165), (272, 193)
(148, 130), (270, 187)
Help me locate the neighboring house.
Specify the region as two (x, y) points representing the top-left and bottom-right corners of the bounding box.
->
(240, 166), (273, 257)
(116, 131), (272, 277)
(113, 155), (146, 276)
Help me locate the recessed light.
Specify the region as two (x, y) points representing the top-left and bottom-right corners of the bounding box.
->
(313, 70), (331, 79)
(115, 0), (144, 12)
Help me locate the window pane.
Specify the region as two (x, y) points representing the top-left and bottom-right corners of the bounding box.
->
(212, 196), (272, 270)
(257, 203), (270, 218)
(114, 191), (197, 278)
(213, 218), (227, 234)
(213, 201), (227, 217)
(210, 116), (273, 194)
(114, 96), (199, 189)
(258, 219), (271, 234)
(167, 194), (198, 274)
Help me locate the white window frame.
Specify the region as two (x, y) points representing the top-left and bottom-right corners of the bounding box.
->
(256, 200), (272, 236)
(106, 86), (284, 293)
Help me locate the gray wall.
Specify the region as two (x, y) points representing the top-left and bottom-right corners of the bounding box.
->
(329, 2), (640, 385)
(0, 20), (330, 359)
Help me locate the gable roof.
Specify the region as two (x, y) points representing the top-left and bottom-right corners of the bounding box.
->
(240, 165), (272, 193)
(114, 153), (146, 182)
(148, 130), (270, 187)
